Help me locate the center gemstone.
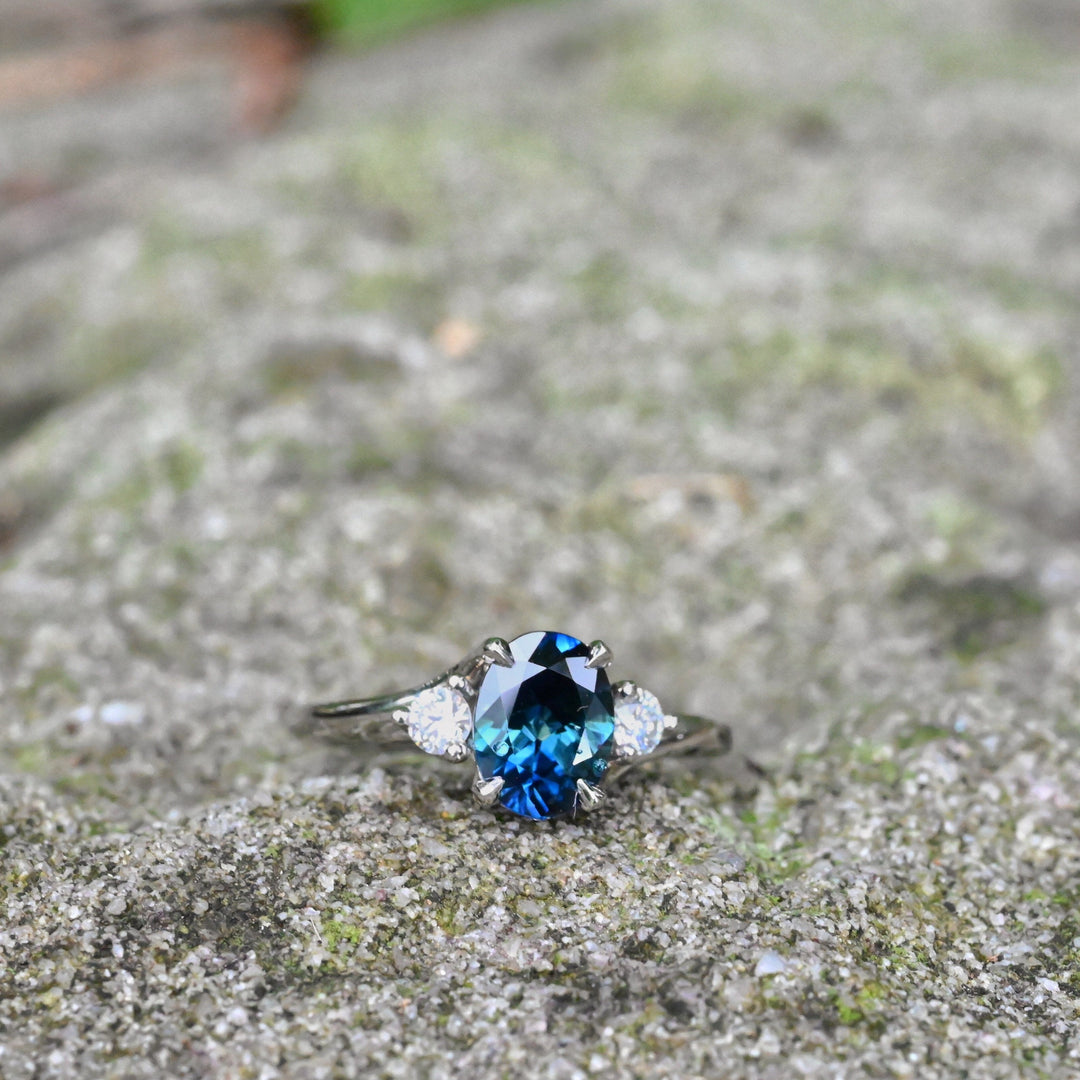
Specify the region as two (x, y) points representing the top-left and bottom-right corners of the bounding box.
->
(473, 631), (615, 819)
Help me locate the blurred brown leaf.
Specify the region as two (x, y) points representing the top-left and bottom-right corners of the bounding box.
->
(232, 18), (310, 134)
(0, 9), (309, 132)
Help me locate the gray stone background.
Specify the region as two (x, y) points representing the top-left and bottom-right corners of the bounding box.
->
(1, 0), (1079, 1076)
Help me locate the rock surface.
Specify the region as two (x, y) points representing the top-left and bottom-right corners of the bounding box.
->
(1, 0), (1079, 1076)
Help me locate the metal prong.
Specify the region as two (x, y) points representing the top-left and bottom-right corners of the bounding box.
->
(391, 708), (409, 725)
(444, 741), (470, 763)
(472, 773), (504, 807)
(585, 640), (613, 669)
(613, 679), (637, 700)
(575, 778), (605, 811)
(482, 638), (514, 668)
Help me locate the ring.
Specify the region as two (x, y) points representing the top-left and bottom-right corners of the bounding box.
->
(309, 630), (731, 820)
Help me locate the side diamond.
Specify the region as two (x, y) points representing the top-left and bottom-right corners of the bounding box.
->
(405, 685), (472, 757)
(614, 687), (667, 757)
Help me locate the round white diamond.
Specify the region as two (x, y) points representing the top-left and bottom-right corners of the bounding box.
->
(405, 685), (472, 756)
(614, 688), (667, 756)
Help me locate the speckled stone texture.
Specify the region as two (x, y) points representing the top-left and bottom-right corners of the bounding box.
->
(2, 0), (1080, 1076)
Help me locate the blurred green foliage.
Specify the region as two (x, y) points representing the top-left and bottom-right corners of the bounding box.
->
(312, 0), (540, 43)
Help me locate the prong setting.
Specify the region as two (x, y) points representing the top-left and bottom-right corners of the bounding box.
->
(482, 637), (514, 668)
(575, 778), (605, 811)
(585, 640), (613, 669)
(444, 741), (470, 763)
(473, 773), (505, 807)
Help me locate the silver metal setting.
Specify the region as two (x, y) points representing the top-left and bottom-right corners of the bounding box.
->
(482, 637), (514, 669)
(612, 679), (639, 760)
(575, 778), (605, 811)
(584, 640), (614, 669)
(307, 632), (732, 818)
(444, 742), (470, 764)
(472, 773), (505, 807)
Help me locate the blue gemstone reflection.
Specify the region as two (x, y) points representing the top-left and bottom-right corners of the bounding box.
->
(473, 631), (615, 819)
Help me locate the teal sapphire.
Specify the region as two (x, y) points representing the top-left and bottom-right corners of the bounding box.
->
(473, 631), (615, 819)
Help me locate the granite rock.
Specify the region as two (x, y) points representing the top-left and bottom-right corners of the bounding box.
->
(1, 0), (1079, 1075)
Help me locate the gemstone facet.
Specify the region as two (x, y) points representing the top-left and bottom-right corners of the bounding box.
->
(614, 687), (668, 757)
(405, 685), (472, 756)
(473, 631), (615, 819)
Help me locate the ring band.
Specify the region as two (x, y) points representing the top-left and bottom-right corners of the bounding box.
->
(309, 630), (730, 820)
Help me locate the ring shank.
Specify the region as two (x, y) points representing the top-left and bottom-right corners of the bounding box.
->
(307, 698), (420, 746)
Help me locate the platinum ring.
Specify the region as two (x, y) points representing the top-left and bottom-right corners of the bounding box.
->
(309, 630), (731, 820)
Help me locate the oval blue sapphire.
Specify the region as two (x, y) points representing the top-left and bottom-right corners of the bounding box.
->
(473, 631), (615, 819)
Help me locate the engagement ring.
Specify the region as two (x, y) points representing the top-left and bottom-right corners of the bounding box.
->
(309, 630), (730, 820)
